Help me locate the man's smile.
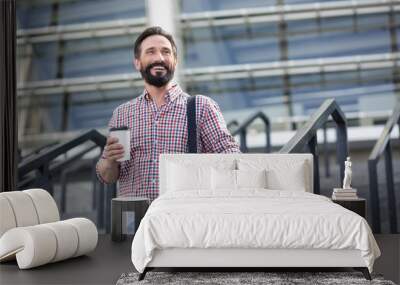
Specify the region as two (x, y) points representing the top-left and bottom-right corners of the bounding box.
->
(152, 66), (166, 72)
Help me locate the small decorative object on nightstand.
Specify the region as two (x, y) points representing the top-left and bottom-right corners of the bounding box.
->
(332, 157), (358, 200)
(111, 197), (150, 242)
(332, 198), (366, 218)
(331, 157), (366, 218)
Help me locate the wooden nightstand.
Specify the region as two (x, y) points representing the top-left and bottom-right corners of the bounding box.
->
(332, 198), (366, 218)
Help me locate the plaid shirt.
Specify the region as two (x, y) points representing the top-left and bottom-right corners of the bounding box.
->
(96, 84), (240, 200)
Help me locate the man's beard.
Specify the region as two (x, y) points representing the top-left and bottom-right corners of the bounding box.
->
(140, 61), (174, 87)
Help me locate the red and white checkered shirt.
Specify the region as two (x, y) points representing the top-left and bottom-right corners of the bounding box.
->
(96, 84), (240, 200)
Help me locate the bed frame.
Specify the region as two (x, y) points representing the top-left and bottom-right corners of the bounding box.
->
(139, 248), (371, 280)
(138, 154), (372, 281)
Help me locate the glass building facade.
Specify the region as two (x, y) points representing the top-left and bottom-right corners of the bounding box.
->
(16, 0), (400, 149)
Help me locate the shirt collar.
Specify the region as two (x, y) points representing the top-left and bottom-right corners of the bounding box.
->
(142, 84), (182, 103)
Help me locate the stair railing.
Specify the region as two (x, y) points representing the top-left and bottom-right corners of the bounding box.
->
(279, 99), (348, 194)
(231, 111), (271, 153)
(227, 120), (239, 132)
(368, 102), (400, 233)
(17, 129), (115, 232)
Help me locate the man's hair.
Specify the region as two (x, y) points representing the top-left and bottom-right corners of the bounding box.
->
(134, 26), (177, 59)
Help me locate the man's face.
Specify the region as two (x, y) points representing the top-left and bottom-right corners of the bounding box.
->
(134, 35), (177, 87)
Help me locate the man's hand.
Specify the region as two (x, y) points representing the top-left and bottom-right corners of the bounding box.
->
(97, 136), (125, 183)
(103, 136), (125, 164)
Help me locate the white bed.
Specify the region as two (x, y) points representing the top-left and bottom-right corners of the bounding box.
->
(131, 154), (380, 280)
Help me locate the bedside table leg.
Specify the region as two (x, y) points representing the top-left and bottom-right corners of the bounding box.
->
(354, 267), (371, 280)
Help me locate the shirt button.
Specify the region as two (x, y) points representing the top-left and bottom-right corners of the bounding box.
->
(152, 179), (156, 184)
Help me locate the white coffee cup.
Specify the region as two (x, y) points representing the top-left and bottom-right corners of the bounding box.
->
(109, 126), (131, 162)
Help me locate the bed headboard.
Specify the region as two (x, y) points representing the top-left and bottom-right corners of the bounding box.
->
(159, 153), (314, 195)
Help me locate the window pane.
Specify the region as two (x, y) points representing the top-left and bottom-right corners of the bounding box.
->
(187, 76), (284, 111)
(63, 36), (136, 78)
(58, 0), (145, 25)
(186, 67), (397, 118)
(284, 0), (340, 4)
(287, 14), (391, 60)
(18, 94), (63, 134)
(181, 0), (275, 13)
(184, 23), (279, 67)
(17, 0), (145, 29)
(290, 69), (396, 114)
(68, 88), (142, 130)
(25, 35), (137, 80)
(17, 2), (52, 29)
(29, 42), (59, 81)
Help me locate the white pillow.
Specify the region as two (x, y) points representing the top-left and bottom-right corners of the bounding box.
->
(266, 161), (307, 191)
(212, 168), (237, 191)
(167, 163), (212, 192)
(237, 158), (309, 192)
(236, 169), (267, 189)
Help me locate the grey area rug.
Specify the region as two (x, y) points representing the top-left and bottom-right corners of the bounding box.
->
(116, 272), (396, 285)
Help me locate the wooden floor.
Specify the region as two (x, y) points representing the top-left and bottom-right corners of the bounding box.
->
(0, 234), (398, 285)
(373, 234), (400, 284)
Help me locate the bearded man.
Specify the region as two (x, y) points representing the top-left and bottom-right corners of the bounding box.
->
(96, 26), (240, 200)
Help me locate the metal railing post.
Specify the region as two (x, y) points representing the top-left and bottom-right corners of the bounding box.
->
(239, 129), (247, 153)
(384, 140), (398, 233)
(265, 120), (271, 153)
(323, 123), (330, 177)
(332, 109), (348, 185)
(368, 160), (381, 233)
(60, 169), (68, 213)
(37, 165), (53, 195)
(105, 183), (117, 233)
(97, 182), (105, 230)
(308, 135), (320, 194)
(91, 157), (99, 210)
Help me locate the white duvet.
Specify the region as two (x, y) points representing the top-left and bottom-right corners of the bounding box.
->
(131, 190), (380, 273)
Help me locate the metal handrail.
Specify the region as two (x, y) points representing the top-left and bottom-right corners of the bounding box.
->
(368, 102), (400, 233)
(18, 129), (106, 178)
(231, 111), (271, 153)
(17, 144), (97, 189)
(279, 99), (348, 194)
(19, 141), (60, 162)
(17, 129), (115, 232)
(227, 120), (239, 131)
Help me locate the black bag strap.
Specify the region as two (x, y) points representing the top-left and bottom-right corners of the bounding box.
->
(187, 95), (197, 153)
